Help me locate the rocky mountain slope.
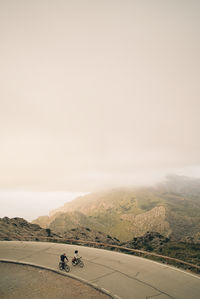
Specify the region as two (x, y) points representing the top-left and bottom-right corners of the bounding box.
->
(122, 231), (200, 267)
(0, 217), (61, 241)
(62, 226), (120, 244)
(33, 175), (200, 242)
(0, 217), (119, 245)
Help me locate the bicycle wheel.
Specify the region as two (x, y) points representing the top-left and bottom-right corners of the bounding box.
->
(64, 264), (70, 272)
(59, 262), (63, 270)
(79, 261), (84, 268)
(72, 260), (76, 266)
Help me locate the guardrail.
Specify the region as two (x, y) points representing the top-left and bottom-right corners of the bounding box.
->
(18, 236), (200, 272)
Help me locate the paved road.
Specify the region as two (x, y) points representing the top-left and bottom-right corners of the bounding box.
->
(0, 241), (199, 299)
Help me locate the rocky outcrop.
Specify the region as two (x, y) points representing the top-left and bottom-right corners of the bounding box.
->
(121, 206), (171, 238)
(62, 226), (120, 245)
(122, 231), (170, 251)
(0, 217), (61, 241)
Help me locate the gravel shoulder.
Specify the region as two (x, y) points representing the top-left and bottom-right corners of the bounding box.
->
(0, 262), (110, 299)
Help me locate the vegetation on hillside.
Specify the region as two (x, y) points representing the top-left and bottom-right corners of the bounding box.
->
(33, 175), (200, 242)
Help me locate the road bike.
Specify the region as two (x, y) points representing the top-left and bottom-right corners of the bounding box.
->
(72, 257), (84, 268)
(58, 261), (70, 272)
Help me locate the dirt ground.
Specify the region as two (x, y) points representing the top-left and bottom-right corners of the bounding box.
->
(0, 262), (110, 299)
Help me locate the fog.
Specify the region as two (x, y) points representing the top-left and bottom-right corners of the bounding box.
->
(0, 191), (87, 221)
(0, 1), (200, 219)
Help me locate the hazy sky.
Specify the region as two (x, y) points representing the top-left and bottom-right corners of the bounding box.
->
(0, 191), (86, 220)
(0, 1), (200, 218)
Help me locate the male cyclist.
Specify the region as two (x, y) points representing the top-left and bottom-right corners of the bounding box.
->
(60, 253), (69, 269)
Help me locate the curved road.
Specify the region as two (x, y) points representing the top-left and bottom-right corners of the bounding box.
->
(0, 241), (199, 299)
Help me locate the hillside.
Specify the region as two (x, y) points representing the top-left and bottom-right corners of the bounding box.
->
(122, 231), (200, 267)
(33, 175), (200, 242)
(0, 217), (61, 241)
(0, 217), (119, 245)
(62, 226), (120, 244)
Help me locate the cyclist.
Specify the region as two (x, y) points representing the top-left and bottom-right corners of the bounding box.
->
(60, 253), (69, 269)
(72, 250), (79, 264)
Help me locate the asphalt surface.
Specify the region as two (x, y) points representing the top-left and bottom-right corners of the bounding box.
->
(0, 241), (200, 299)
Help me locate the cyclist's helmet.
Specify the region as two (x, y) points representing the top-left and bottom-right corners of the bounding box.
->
(75, 250), (78, 254)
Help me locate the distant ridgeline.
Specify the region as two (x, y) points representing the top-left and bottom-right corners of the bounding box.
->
(32, 175), (200, 243)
